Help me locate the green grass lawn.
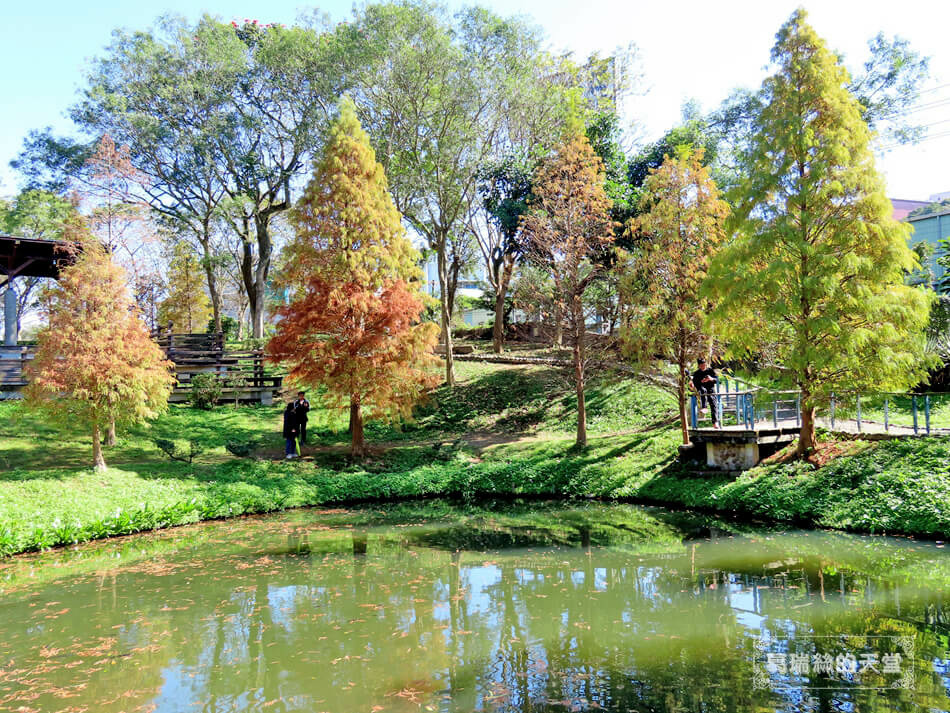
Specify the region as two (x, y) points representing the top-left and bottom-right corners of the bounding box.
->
(2, 355), (950, 556)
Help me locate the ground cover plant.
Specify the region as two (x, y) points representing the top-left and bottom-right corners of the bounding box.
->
(2, 355), (950, 557)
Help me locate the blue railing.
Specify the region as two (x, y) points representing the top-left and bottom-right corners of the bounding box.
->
(828, 392), (946, 436)
(690, 387), (950, 435)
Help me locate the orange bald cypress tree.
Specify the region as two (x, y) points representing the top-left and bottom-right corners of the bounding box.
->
(520, 130), (616, 448)
(25, 227), (175, 471)
(267, 98), (438, 458)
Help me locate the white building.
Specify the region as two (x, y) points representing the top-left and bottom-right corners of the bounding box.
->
(421, 255), (493, 327)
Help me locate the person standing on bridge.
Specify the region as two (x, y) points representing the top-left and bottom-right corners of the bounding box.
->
(691, 358), (720, 429)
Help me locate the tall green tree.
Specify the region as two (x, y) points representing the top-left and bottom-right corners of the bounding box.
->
(475, 152), (534, 353)
(68, 16), (346, 339)
(344, 2), (554, 386)
(621, 151), (729, 445)
(704, 10), (934, 458)
(158, 242), (212, 333)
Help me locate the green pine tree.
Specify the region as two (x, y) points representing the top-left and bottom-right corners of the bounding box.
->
(158, 242), (212, 333)
(704, 9), (934, 458)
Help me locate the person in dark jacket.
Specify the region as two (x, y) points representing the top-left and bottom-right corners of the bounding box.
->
(691, 357), (721, 428)
(294, 391), (310, 444)
(283, 402), (299, 459)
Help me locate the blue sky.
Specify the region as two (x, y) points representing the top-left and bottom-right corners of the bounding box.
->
(2, 0), (948, 200)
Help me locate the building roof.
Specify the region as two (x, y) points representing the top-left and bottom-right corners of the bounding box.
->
(0, 235), (77, 288)
(907, 206), (950, 222)
(891, 198), (932, 222)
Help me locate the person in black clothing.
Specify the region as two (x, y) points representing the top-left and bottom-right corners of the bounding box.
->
(691, 358), (721, 428)
(283, 402), (300, 459)
(294, 391), (310, 445)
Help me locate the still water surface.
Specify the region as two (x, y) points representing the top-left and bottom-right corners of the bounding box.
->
(2, 500), (950, 712)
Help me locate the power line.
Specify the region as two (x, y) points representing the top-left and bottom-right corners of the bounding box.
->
(877, 96), (950, 121)
(910, 82), (950, 98)
(877, 129), (950, 152)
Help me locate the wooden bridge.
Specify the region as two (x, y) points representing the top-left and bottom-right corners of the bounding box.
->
(690, 383), (950, 469)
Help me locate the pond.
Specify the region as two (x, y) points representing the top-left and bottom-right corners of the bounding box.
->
(1, 500), (950, 712)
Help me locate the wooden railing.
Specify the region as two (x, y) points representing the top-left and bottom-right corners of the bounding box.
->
(150, 332), (283, 400)
(0, 346), (34, 387)
(151, 331), (225, 358)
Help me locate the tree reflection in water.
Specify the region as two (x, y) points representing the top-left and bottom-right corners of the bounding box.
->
(0, 501), (949, 712)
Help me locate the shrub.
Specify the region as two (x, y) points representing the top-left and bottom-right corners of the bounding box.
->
(154, 438), (205, 463)
(225, 440), (258, 458)
(189, 372), (222, 410)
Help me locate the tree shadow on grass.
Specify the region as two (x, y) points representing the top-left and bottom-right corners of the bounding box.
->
(0, 402), (284, 476)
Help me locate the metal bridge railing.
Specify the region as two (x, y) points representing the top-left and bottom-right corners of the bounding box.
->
(828, 392), (950, 436)
(690, 386), (950, 435)
(690, 389), (801, 430)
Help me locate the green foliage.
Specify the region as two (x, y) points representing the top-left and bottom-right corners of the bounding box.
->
(627, 120), (720, 203)
(0, 189), (79, 325)
(153, 438), (205, 463)
(705, 9), (934, 454)
(3, 358), (950, 558)
(208, 315), (239, 340)
(585, 110), (636, 225)
(911, 199), (950, 219)
(188, 372), (222, 410)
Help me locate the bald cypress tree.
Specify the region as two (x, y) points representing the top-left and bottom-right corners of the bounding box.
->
(267, 98), (438, 458)
(705, 10), (933, 458)
(26, 227), (174, 470)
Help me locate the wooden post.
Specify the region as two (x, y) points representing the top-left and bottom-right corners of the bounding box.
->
(773, 400), (778, 427)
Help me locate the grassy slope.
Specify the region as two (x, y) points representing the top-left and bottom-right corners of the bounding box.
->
(1, 356), (949, 555)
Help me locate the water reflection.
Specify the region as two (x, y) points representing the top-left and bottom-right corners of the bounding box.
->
(0, 501), (949, 712)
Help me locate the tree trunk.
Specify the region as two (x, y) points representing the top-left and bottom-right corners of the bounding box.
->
(199, 220), (222, 333)
(573, 294), (587, 448)
(553, 301), (563, 348)
(105, 417), (117, 447)
(492, 259), (514, 354)
(238, 223), (258, 337)
(350, 398), (365, 459)
(92, 424), (107, 471)
(348, 401), (356, 434)
(678, 377), (690, 446)
(492, 290), (505, 354)
(237, 213), (273, 341)
(436, 241), (455, 387)
(796, 404), (817, 458)
(251, 215), (272, 339)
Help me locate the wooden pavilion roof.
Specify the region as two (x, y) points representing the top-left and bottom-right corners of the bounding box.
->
(0, 234), (77, 288)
